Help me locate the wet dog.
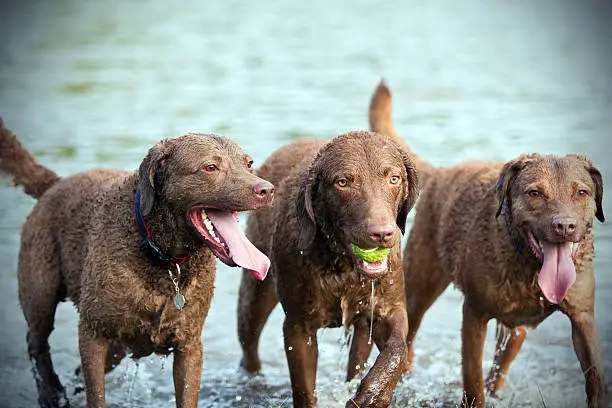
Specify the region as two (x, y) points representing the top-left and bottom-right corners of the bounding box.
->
(0, 119), (274, 408)
(368, 81), (608, 408)
(236, 132), (419, 407)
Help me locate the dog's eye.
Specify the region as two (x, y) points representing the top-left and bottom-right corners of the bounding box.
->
(528, 190), (542, 198)
(336, 178), (348, 188)
(577, 189), (590, 197)
(203, 164), (218, 172)
(246, 160), (253, 170)
(389, 175), (401, 185)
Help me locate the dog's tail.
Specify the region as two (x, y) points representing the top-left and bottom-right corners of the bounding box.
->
(0, 118), (60, 199)
(369, 79), (434, 185)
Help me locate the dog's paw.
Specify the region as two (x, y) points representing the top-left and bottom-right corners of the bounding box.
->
(38, 387), (70, 408)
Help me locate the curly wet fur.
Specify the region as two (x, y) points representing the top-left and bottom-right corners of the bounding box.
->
(236, 131), (420, 408)
(1, 119), (273, 408)
(368, 81), (607, 408)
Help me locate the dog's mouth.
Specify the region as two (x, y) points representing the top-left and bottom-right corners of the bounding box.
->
(188, 207), (269, 280)
(527, 231), (579, 305)
(350, 244), (390, 278)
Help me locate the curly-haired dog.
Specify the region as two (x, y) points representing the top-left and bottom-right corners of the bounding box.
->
(0, 118), (274, 408)
(368, 81), (607, 408)
(236, 131), (419, 407)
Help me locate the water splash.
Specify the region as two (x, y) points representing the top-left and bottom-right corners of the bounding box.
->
(126, 361), (140, 405)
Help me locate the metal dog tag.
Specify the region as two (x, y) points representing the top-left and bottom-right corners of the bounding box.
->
(174, 293), (186, 310)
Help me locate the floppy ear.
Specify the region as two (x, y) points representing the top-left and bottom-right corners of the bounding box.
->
(495, 157), (531, 218)
(396, 151), (420, 234)
(295, 163), (319, 250)
(589, 165), (605, 222)
(138, 140), (171, 217)
(570, 155), (605, 223)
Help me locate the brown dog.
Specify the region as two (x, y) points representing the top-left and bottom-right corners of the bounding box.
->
(0, 119), (274, 408)
(236, 132), (420, 407)
(368, 81), (608, 407)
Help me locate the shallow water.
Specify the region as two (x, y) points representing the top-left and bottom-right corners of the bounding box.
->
(1, 1), (611, 407)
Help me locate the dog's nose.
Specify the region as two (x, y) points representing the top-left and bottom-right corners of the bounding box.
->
(367, 224), (395, 244)
(253, 181), (275, 199)
(552, 216), (577, 238)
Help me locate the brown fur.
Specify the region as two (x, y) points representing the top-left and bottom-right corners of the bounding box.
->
(368, 81), (608, 407)
(0, 119), (274, 408)
(0, 119), (60, 198)
(236, 131), (420, 407)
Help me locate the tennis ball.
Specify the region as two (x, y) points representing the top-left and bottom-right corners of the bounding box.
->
(350, 244), (390, 262)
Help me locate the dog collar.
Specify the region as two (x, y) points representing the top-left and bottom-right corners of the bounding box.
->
(134, 189), (188, 268)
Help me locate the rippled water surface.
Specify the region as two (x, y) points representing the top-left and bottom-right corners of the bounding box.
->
(1, 1), (611, 407)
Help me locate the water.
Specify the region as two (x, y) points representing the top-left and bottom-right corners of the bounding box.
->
(1, 1), (611, 407)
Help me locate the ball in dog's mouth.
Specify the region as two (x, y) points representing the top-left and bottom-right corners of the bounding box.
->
(188, 207), (270, 280)
(351, 244), (391, 277)
(527, 231), (579, 305)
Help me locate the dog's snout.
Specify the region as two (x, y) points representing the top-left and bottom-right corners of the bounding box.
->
(552, 216), (577, 238)
(367, 224), (395, 244)
(253, 180), (275, 199)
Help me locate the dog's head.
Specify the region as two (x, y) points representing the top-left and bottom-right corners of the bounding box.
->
(138, 134), (274, 280)
(296, 131), (419, 278)
(495, 153), (604, 303)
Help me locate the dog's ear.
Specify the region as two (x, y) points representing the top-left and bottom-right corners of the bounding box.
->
(570, 155), (605, 223)
(495, 156), (533, 218)
(589, 165), (605, 223)
(396, 151), (420, 234)
(138, 140), (172, 217)
(295, 163), (319, 250)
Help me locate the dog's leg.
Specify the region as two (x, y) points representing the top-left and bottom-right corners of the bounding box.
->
(485, 322), (527, 397)
(405, 256), (451, 371)
(19, 241), (68, 408)
(172, 341), (203, 408)
(567, 310), (608, 408)
(347, 309), (408, 408)
(283, 318), (318, 408)
(346, 316), (375, 381)
(77, 324), (109, 408)
(461, 300), (488, 408)
(24, 303), (69, 408)
(237, 270), (278, 372)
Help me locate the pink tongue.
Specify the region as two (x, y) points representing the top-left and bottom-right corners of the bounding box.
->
(538, 241), (576, 304)
(206, 209), (270, 281)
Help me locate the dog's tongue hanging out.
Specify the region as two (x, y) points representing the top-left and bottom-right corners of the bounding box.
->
(537, 241), (576, 304)
(206, 209), (270, 280)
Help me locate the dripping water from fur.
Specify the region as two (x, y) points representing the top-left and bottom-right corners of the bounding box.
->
(368, 280), (375, 345)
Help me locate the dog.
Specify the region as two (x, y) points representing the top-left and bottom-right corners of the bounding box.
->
(236, 131), (420, 407)
(368, 80), (608, 407)
(0, 118), (274, 408)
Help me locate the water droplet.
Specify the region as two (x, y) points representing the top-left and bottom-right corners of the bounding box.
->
(358, 300), (363, 305)
(299, 250), (304, 255)
(368, 280), (375, 345)
(288, 346), (293, 351)
(389, 278), (394, 285)
(539, 296), (544, 301)
(355, 364), (360, 370)
(307, 336), (312, 346)
(235, 395), (243, 401)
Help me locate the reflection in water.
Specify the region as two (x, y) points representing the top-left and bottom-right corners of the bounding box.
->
(1, 1), (611, 407)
